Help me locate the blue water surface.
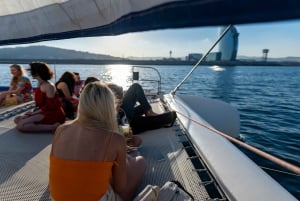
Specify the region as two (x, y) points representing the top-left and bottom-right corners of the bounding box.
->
(0, 64), (299, 199)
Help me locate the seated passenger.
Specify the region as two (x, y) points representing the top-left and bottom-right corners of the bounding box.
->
(49, 81), (146, 201)
(55, 71), (78, 119)
(73, 72), (84, 98)
(107, 83), (177, 134)
(79, 76), (100, 94)
(14, 62), (65, 133)
(0, 64), (33, 107)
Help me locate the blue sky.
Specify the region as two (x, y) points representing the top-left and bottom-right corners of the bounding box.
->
(5, 19), (300, 58)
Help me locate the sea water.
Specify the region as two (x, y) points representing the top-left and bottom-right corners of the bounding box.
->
(0, 64), (299, 199)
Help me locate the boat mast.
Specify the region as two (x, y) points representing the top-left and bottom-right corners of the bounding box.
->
(171, 24), (233, 95)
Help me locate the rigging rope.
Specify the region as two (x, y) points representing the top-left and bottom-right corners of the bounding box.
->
(260, 166), (300, 177)
(173, 109), (300, 176)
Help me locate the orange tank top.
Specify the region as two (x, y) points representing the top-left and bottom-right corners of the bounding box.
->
(49, 132), (115, 201)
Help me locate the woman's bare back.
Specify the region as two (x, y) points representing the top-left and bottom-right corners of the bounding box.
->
(52, 120), (126, 162)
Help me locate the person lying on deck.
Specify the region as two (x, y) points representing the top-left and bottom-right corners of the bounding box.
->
(14, 62), (65, 133)
(107, 82), (177, 134)
(0, 64), (33, 107)
(49, 81), (146, 201)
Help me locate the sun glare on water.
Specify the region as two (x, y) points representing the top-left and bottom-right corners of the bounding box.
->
(106, 65), (132, 89)
(210, 65), (225, 71)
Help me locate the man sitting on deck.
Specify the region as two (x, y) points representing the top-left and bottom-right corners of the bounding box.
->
(107, 83), (177, 134)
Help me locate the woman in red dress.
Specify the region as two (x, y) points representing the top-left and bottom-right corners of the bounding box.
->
(14, 62), (65, 133)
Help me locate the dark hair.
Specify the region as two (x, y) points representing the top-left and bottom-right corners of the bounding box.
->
(106, 82), (123, 100)
(55, 71), (76, 95)
(79, 77), (100, 94)
(29, 62), (54, 80)
(84, 77), (99, 86)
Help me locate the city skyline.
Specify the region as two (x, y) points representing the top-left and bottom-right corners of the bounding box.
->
(2, 19), (300, 59)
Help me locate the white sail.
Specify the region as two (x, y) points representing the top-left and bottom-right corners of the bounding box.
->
(0, 0), (300, 45)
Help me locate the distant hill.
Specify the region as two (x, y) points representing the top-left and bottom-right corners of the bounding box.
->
(0, 46), (121, 60)
(1, 46), (299, 64)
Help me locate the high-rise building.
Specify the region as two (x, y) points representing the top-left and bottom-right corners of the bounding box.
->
(187, 53), (203, 61)
(218, 26), (239, 61)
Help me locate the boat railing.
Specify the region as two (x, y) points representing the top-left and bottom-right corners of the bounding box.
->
(131, 65), (162, 97)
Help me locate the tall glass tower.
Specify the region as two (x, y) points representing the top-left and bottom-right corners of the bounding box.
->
(218, 26), (239, 61)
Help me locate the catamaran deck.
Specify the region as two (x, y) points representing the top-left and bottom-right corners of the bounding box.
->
(0, 100), (212, 201)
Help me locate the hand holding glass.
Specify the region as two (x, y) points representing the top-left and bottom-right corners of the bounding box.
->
(119, 124), (130, 138)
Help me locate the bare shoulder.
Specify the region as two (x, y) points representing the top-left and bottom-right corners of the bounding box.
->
(55, 122), (68, 133)
(57, 120), (75, 130)
(41, 82), (56, 97)
(54, 122), (69, 135)
(53, 121), (75, 141)
(111, 132), (126, 149)
(56, 81), (67, 89)
(111, 131), (125, 140)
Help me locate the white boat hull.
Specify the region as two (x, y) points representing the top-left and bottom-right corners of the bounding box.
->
(164, 94), (297, 201)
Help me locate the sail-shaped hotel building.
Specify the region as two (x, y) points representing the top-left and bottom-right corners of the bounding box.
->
(218, 26), (239, 61)
(187, 26), (239, 62)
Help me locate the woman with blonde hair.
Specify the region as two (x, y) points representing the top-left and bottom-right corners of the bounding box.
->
(49, 81), (146, 201)
(0, 64), (33, 106)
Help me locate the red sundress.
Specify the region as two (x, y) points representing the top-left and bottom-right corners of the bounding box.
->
(34, 88), (65, 124)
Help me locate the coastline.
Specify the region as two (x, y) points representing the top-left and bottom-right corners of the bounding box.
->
(0, 59), (300, 66)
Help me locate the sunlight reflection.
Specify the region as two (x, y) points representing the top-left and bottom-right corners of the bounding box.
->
(209, 65), (225, 71)
(105, 65), (132, 89)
